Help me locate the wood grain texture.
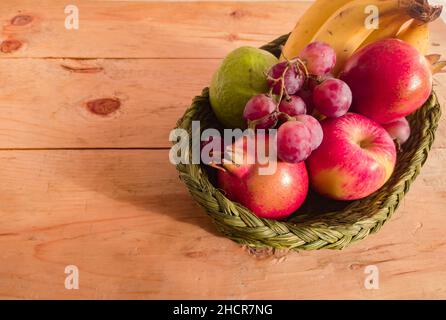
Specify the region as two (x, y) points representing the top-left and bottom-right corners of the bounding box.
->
(0, 1), (307, 58)
(0, 149), (445, 299)
(0, 58), (218, 148)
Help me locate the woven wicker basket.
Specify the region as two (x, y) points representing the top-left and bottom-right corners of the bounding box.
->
(175, 34), (441, 251)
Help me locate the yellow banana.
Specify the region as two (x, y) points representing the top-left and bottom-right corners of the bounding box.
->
(281, 0), (354, 61)
(311, 0), (407, 75)
(359, 16), (414, 50)
(397, 20), (430, 54)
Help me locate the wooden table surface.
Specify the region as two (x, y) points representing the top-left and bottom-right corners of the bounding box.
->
(1, 0), (446, 300)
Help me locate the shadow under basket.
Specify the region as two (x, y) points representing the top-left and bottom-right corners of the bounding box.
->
(175, 34), (442, 251)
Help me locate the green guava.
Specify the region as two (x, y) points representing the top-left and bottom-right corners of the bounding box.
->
(209, 47), (278, 128)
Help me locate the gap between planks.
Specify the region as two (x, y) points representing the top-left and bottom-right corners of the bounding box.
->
(0, 147), (171, 151)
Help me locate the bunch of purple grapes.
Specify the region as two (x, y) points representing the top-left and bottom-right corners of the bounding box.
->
(242, 41), (353, 163)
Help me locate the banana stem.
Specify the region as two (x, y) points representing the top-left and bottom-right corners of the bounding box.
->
(408, 0), (443, 23)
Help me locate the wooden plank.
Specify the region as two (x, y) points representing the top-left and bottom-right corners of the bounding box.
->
(1, 0), (444, 60)
(0, 58), (219, 148)
(0, 52), (445, 149)
(1, 149), (446, 299)
(0, 1), (444, 149)
(0, 0), (308, 58)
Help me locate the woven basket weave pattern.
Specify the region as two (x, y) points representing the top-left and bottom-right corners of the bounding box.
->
(175, 35), (441, 251)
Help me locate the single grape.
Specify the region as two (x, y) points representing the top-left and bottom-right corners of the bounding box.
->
(279, 95), (306, 117)
(382, 117), (411, 145)
(277, 121), (312, 163)
(313, 78), (352, 118)
(294, 114), (323, 150)
(300, 41), (336, 76)
(243, 94), (277, 129)
(267, 61), (305, 95)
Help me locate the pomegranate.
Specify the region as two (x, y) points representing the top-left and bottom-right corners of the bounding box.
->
(217, 134), (308, 220)
(339, 39), (432, 124)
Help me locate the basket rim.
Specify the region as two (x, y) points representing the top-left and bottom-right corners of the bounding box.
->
(174, 35), (442, 251)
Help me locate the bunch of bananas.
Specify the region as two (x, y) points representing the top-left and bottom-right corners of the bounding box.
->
(282, 0), (442, 74)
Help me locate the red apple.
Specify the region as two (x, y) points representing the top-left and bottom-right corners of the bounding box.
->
(306, 113), (396, 200)
(217, 134), (308, 220)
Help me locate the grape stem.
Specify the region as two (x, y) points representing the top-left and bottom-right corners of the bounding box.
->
(281, 45), (310, 80)
(278, 112), (296, 122)
(249, 47), (311, 129)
